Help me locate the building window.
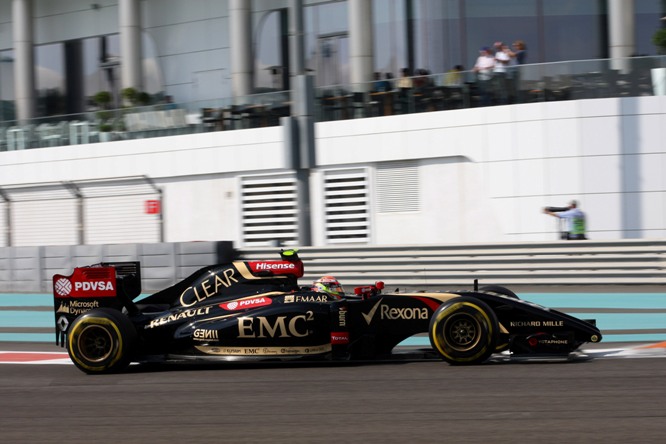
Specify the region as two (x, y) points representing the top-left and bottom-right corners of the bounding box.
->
(0, 50), (15, 122)
(255, 9), (288, 92)
(35, 42), (65, 117)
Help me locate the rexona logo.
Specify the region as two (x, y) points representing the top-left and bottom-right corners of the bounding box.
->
(220, 297), (272, 311)
(381, 305), (428, 320)
(362, 299), (429, 325)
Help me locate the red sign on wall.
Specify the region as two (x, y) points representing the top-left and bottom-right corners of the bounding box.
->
(145, 199), (161, 214)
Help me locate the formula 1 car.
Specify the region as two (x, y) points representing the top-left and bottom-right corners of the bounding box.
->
(52, 250), (602, 374)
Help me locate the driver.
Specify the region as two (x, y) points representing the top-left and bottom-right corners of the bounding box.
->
(312, 275), (345, 299)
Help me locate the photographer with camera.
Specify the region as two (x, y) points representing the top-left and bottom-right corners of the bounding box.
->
(543, 200), (587, 240)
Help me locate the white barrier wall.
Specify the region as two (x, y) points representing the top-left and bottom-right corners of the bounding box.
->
(1, 96), (665, 246)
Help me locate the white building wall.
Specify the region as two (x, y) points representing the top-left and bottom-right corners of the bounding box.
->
(1, 96), (666, 246)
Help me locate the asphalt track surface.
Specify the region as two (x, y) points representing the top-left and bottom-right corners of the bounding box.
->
(1, 343), (666, 444)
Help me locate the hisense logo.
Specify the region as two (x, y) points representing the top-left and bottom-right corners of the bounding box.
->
(255, 262), (295, 270)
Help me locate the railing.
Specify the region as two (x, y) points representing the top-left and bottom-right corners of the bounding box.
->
(1, 239), (664, 293)
(1, 56), (665, 151)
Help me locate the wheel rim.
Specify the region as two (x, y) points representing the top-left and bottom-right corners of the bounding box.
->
(77, 324), (114, 363)
(443, 313), (481, 352)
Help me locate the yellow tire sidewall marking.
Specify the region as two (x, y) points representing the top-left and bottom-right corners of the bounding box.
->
(68, 316), (123, 372)
(431, 301), (494, 363)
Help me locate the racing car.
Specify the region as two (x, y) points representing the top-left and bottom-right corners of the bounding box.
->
(52, 250), (602, 374)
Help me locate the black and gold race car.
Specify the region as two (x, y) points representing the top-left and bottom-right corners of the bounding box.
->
(52, 250), (602, 374)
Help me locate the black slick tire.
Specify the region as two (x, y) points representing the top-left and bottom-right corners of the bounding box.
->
(429, 297), (499, 365)
(67, 308), (137, 374)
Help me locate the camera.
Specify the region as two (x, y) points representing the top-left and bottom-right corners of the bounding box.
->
(545, 206), (569, 212)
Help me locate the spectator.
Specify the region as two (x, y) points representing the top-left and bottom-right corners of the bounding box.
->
(413, 69), (431, 89)
(473, 47), (495, 106)
(444, 65), (465, 87)
(163, 95), (177, 110)
(493, 41), (511, 104)
(511, 40), (527, 65)
(397, 67), (413, 89)
(373, 72), (390, 92)
(543, 200), (587, 240)
(384, 72), (394, 91)
(508, 39), (527, 102)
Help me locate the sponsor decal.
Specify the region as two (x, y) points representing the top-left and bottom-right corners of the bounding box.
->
(380, 305), (428, 321)
(57, 316), (69, 332)
(331, 331), (349, 345)
(56, 300), (100, 316)
(509, 320), (564, 328)
(538, 338), (569, 345)
(283, 295), (329, 303)
(237, 311), (314, 338)
(252, 262), (295, 271)
(146, 306), (212, 329)
(54, 278), (72, 297)
(338, 307), (347, 327)
(193, 329), (219, 341)
(54, 276), (115, 298)
(195, 344), (332, 356)
(362, 299), (428, 325)
(246, 260), (303, 277)
(179, 268), (239, 307)
(220, 297), (271, 311)
(362, 298), (383, 325)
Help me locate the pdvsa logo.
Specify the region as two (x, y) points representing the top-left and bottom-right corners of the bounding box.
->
(220, 297), (272, 311)
(54, 278), (72, 297)
(53, 275), (116, 298)
(74, 281), (114, 292)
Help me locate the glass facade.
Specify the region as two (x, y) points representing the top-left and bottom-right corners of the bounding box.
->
(30, 32), (163, 119)
(255, 10), (285, 92)
(1, 0), (665, 120)
(0, 50), (15, 121)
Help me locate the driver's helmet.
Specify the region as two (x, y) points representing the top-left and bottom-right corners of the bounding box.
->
(312, 275), (345, 299)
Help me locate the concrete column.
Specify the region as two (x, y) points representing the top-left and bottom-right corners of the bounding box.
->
(349, 0), (374, 92)
(119, 0), (143, 90)
(12, 0), (35, 122)
(230, 0), (253, 100)
(608, 0), (635, 72)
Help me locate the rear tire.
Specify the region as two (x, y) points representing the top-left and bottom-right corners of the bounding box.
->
(429, 297), (498, 365)
(67, 308), (136, 374)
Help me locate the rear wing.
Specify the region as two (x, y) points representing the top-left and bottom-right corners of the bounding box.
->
(53, 261), (141, 346)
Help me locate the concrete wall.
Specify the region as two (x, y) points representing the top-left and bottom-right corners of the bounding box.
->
(1, 96), (666, 246)
(0, 240), (234, 293)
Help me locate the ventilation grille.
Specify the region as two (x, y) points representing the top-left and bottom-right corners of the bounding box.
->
(324, 169), (369, 244)
(376, 161), (420, 213)
(241, 174), (298, 246)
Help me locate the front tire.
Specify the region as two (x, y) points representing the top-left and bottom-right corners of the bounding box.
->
(429, 297), (498, 365)
(67, 308), (137, 374)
